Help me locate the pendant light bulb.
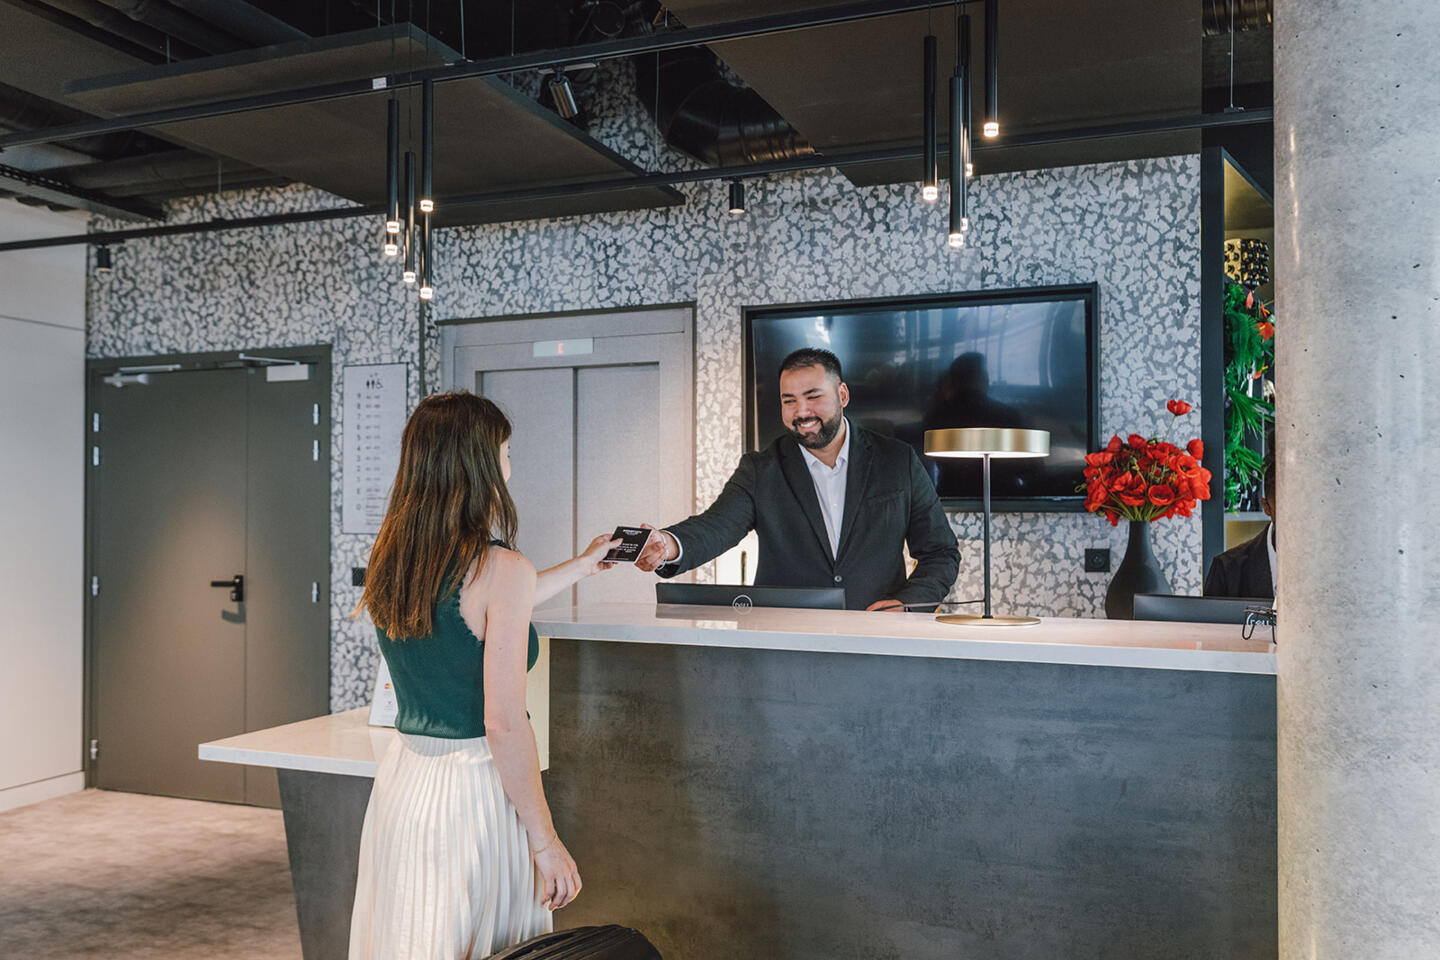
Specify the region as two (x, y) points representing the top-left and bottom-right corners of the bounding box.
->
(383, 241), (399, 257)
(419, 285), (434, 301)
(948, 232), (965, 249)
(983, 0), (999, 139)
(921, 34), (939, 203)
(419, 79), (435, 214)
(403, 150), (417, 282)
(965, 163), (974, 179)
(385, 98), (401, 235)
(403, 270), (416, 284)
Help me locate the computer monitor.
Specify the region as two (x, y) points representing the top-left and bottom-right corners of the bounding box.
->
(655, 583), (846, 610)
(1132, 593), (1272, 625)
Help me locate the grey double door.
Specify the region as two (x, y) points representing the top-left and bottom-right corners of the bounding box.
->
(88, 352), (330, 806)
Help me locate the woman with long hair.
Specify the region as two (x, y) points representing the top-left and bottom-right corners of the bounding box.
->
(348, 391), (619, 959)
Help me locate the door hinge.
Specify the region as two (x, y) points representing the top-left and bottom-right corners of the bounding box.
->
(92, 412), (100, 433)
(312, 439), (320, 462)
(311, 581), (320, 603)
(89, 739), (99, 761)
(312, 403), (320, 426)
(90, 575), (99, 597)
(91, 445), (100, 466)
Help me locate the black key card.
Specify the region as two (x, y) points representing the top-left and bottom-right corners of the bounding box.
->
(603, 526), (653, 563)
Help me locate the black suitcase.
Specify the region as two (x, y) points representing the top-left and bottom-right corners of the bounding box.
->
(488, 924), (661, 959)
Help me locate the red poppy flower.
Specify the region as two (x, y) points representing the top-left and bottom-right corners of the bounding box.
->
(1106, 435), (1123, 454)
(1148, 484), (1176, 507)
(1187, 439), (1204, 460)
(1166, 399), (1192, 417)
(1128, 433), (1149, 450)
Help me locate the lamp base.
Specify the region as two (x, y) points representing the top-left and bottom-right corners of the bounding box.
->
(935, 613), (1041, 627)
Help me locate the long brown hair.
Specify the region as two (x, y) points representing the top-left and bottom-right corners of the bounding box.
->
(361, 391), (518, 640)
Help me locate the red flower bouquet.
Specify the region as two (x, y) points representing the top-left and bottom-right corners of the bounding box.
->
(1080, 401), (1212, 526)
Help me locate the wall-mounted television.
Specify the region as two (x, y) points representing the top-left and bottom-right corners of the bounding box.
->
(744, 284), (1101, 512)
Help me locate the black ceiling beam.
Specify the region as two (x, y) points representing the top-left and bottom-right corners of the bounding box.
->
(0, 0), (967, 151)
(0, 108), (1271, 252)
(0, 158), (165, 219)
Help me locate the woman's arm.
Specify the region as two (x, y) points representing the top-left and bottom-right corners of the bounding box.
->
(472, 550), (581, 909)
(532, 533), (622, 606)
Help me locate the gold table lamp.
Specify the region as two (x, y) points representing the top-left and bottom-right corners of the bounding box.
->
(924, 427), (1051, 627)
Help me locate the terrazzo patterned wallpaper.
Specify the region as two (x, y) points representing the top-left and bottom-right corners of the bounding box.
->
(88, 66), (1201, 711)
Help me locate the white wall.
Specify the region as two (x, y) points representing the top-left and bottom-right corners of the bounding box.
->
(0, 200), (87, 812)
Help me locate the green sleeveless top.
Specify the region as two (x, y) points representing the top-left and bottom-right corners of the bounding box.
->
(377, 543), (539, 739)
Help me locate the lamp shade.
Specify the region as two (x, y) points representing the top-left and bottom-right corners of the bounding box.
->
(924, 427), (1050, 459)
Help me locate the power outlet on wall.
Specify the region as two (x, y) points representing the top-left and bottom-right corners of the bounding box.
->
(1084, 549), (1111, 573)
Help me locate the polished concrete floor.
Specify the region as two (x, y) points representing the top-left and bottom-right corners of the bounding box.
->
(0, 788), (301, 959)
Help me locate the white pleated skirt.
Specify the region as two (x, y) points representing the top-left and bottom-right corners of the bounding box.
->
(348, 733), (552, 960)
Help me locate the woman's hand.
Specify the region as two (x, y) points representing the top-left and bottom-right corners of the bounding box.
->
(531, 834), (582, 910)
(574, 534), (622, 579)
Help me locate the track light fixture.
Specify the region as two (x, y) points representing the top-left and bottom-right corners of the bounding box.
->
(402, 150), (417, 284)
(385, 99), (401, 234)
(728, 180), (746, 214)
(419, 79), (435, 214)
(548, 70), (580, 120)
(983, 0), (999, 138)
(921, 33), (938, 202)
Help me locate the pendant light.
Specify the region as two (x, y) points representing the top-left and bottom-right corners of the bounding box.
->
(983, 0), (999, 138)
(921, 33), (938, 202)
(385, 99), (401, 235)
(948, 11), (970, 248)
(963, 18), (974, 182)
(419, 79), (435, 214)
(418, 214), (434, 301)
(402, 150), (417, 284)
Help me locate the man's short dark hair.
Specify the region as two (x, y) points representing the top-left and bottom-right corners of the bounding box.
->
(779, 348), (843, 383)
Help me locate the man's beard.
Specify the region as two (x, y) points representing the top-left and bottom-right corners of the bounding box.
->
(787, 411), (843, 449)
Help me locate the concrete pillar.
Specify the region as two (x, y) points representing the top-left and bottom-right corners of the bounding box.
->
(1275, 2), (1440, 958)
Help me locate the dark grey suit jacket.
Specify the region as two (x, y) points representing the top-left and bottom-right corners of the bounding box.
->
(1203, 524), (1274, 600)
(658, 426), (961, 610)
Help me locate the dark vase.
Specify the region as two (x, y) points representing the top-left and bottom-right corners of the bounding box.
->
(1105, 520), (1172, 619)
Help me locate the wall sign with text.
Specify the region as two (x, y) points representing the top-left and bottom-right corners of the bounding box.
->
(342, 362), (408, 535)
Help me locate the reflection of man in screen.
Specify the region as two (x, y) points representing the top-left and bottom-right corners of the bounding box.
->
(922, 353), (1037, 493)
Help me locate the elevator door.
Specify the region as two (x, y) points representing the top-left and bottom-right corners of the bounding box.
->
(88, 353), (330, 805)
(443, 307), (693, 608)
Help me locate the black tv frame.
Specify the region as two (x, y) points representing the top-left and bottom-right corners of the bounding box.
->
(742, 283), (1102, 513)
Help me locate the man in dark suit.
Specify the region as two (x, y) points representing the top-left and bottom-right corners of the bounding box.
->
(635, 348), (960, 611)
(1204, 452), (1276, 600)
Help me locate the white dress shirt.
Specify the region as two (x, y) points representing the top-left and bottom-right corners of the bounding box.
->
(797, 417), (851, 559)
(664, 418), (852, 566)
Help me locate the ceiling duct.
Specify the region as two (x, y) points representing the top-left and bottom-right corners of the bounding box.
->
(21, 0), (201, 59)
(634, 44), (812, 168)
(164, 0), (307, 47)
(87, 0), (245, 54)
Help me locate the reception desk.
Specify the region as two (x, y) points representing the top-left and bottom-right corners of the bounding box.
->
(202, 606), (1276, 960)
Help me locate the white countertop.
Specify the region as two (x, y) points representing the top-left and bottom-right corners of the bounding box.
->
(532, 602), (1277, 675)
(200, 708), (393, 778)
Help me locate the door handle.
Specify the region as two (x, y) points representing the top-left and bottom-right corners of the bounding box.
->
(209, 575), (244, 602)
